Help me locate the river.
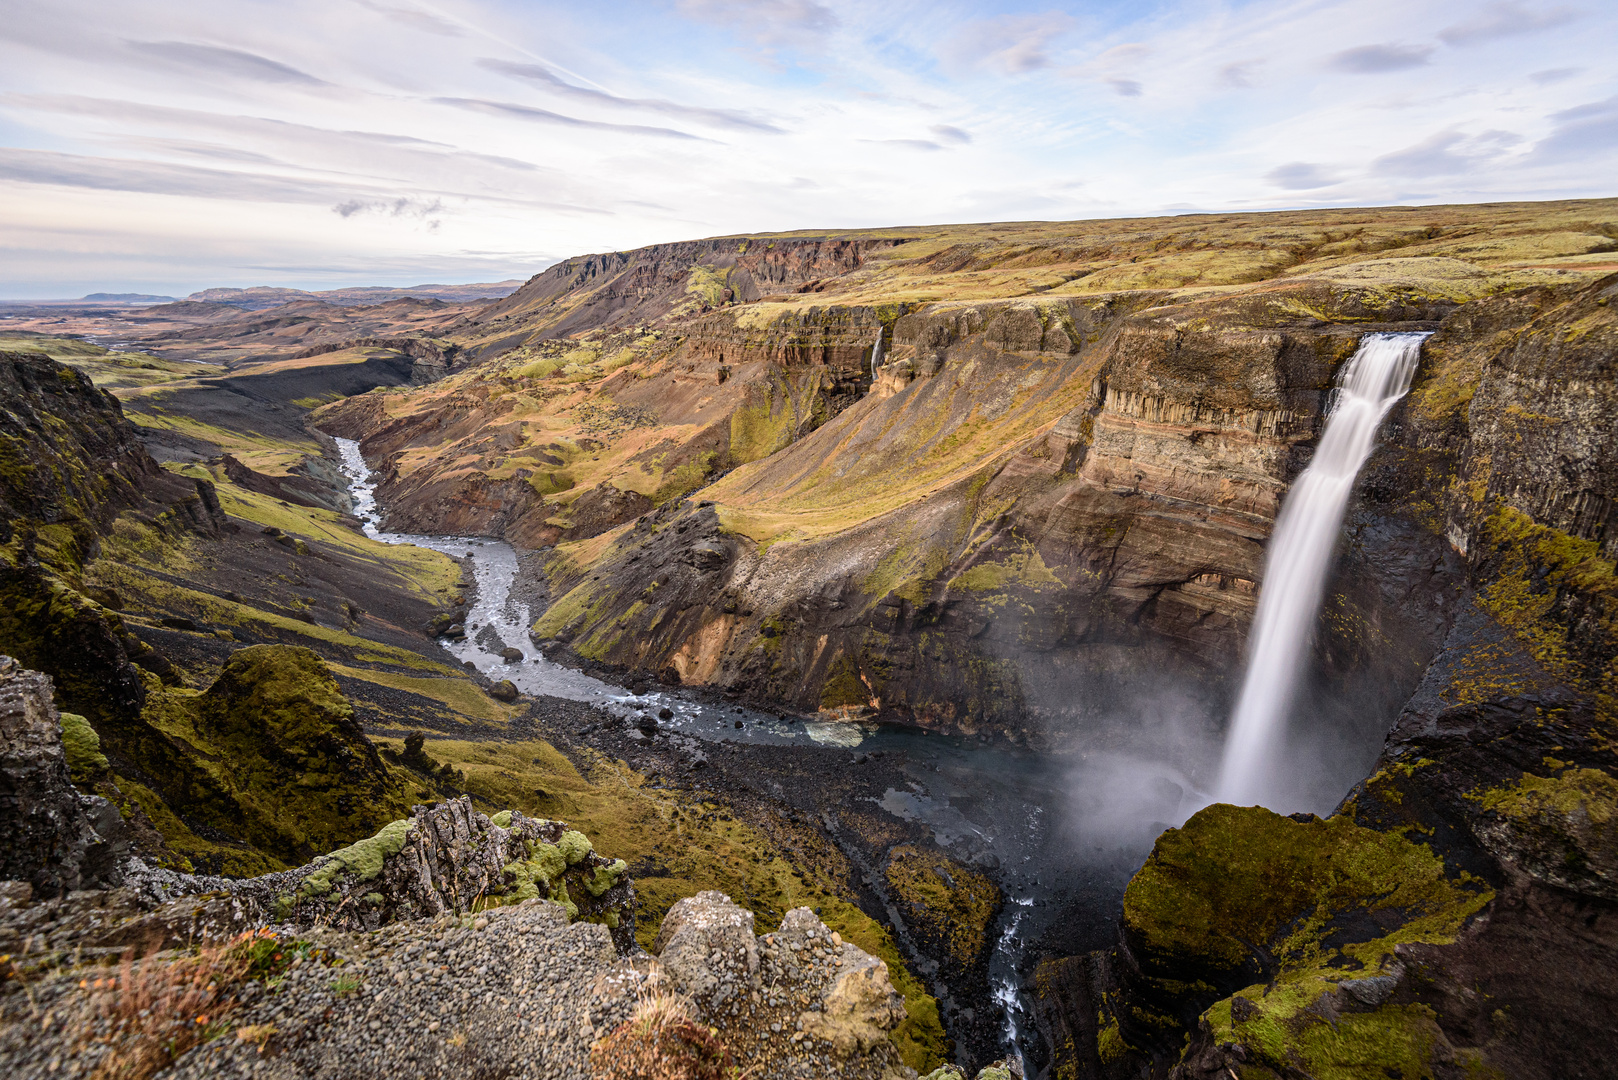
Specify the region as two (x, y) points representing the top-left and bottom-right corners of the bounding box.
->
(332, 437), (1200, 1073)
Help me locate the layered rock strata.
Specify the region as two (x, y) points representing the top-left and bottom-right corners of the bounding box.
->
(317, 302), (887, 546)
(470, 236), (899, 343)
(526, 282), (1459, 749)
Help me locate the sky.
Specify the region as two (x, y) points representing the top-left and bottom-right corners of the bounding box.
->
(0, 0), (1612, 296)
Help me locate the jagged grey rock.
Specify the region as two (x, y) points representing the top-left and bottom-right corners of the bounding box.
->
(0, 656), (126, 894)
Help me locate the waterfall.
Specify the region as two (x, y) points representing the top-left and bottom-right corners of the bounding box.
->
(870, 329), (884, 378)
(1217, 332), (1428, 807)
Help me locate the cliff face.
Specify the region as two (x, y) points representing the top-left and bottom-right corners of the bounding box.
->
(1029, 272), (1618, 1080)
(315, 302), (885, 546)
(0, 350), (226, 744)
(0, 656), (127, 894)
(524, 281), (1460, 749)
(308, 205), (1615, 748)
(470, 235), (897, 344)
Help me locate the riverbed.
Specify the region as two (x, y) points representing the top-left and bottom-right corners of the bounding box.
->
(333, 437), (1204, 1071)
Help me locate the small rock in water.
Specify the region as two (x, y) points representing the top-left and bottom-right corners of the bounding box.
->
(658, 707), (674, 720)
(500, 647), (522, 663)
(734, 720), (743, 729)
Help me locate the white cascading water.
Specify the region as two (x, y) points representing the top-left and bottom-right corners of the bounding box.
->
(870, 330), (884, 377)
(1217, 332), (1428, 806)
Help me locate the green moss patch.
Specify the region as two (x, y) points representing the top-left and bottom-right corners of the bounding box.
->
(301, 818), (411, 896)
(58, 710), (108, 781)
(884, 845), (1001, 971)
(1473, 503), (1616, 719)
(138, 645), (421, 867)
(1122, 804), (1493, 1074)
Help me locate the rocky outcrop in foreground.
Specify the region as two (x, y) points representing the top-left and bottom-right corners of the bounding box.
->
(1, 885), (916, 1080)
(0, 655), (921, 1078)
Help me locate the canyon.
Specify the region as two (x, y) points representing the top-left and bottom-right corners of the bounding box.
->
(0, 199), (1614, 1079)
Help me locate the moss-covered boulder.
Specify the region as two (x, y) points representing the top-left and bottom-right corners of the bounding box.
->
(1098, 805), (1492, 1077)
(258, 796), (637, 952)
(883, 843), (1002, 1051)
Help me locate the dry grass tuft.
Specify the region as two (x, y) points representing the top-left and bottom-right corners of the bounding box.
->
(79, 929), (299, 1080)
(590, 984), (742, 1080)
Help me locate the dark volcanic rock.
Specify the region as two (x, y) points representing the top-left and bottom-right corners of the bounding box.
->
(0, 656), (127, 893)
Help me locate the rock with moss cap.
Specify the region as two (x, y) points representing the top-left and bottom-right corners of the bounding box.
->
(0, 655), (128, 893)
(1084, 804), (1496, 1079)
(248, 795), (636, 952)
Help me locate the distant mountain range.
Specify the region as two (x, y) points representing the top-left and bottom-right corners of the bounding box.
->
(82, 292), (177, 302)
(181, 281), (527, 310)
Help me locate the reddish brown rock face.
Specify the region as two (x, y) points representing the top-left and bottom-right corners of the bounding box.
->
(482, 284), (1462, 750)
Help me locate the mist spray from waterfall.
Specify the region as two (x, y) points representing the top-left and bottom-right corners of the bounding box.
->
(1218, 332), (1428, 807)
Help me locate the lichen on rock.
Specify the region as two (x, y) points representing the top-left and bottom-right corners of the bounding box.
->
(256, 796), (638, 951)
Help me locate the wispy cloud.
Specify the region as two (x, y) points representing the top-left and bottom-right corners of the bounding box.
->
(333, 196), (445, 233)
(1327, 44), (1434, 73)
(942, 13), (1074, 75)
(431, 97), (711, 139)
(861, 138), (944, 151)
(1532, 96), (1618, 162)
(1373, 129), (1523, 176)
(354, 0), (464, 37)
(1438, 2), (1578, 46)
(1218, 61), (1260, 89)
(477, 58), (781, 132)
(674, 0), (837, 51)
(126, 40), (330, 85)
(1530, 66), (1582, 84)
(1266, 162), (1340, 189)
(0, 146), (360, 201)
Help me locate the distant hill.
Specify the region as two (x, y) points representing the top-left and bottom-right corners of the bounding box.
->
(184, 281), (526, 310)
(81, 292), (177, 302)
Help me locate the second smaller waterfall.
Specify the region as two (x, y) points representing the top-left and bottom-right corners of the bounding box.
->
(1217, 332), (1427, 807)
(870, 330), (884, 378)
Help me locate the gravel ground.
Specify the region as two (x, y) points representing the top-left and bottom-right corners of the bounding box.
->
(162, 901), (630, 1080)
